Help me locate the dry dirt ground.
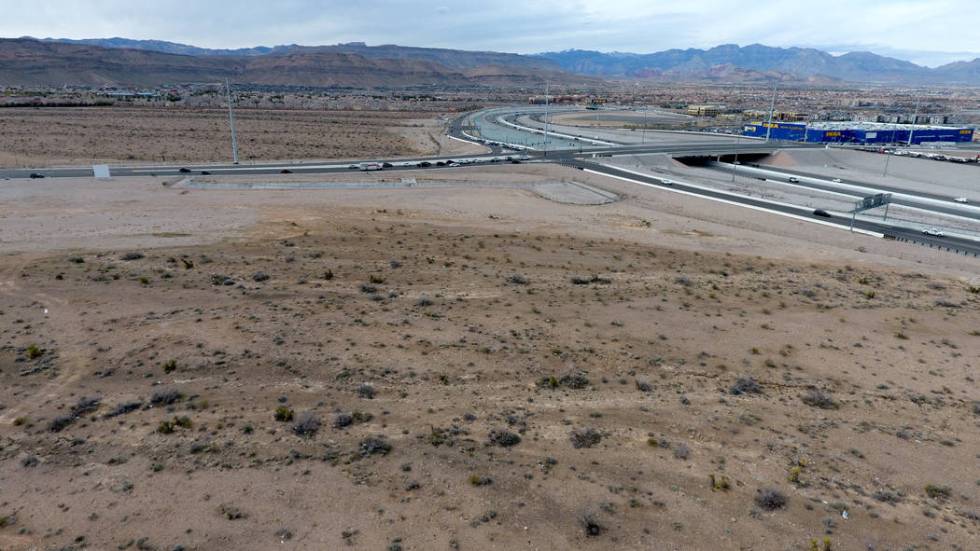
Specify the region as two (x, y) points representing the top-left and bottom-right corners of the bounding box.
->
(0, 107), (482, 168)
(0, 165), (978, 551)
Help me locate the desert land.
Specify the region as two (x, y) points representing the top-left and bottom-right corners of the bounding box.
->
(1, 163), (977, 551)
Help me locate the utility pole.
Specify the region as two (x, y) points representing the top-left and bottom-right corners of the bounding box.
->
(226, 79), (239, 164)
(907, 98), (920, 147)
(543, 81), (550, 156)
(764, 80), (778, 142)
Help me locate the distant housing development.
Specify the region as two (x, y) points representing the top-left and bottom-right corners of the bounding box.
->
(743, 121), (975, 144)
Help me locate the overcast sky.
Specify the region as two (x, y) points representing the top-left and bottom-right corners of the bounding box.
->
(4, 0), (979, 66)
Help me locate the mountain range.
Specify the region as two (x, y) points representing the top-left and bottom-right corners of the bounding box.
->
(2, 37), (979, 88)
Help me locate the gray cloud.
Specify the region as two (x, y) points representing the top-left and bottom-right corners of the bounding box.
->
(3, 0), (978, 64)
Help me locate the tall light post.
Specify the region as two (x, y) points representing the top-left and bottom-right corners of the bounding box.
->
(764, 80), (778, 142)
(543, 81), (550, 156)
(225, 79), (239, 165)
(907, 97), (920, 147)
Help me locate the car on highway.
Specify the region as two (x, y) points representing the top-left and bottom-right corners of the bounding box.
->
(359, 162), (383, 171)
(178, 167), (192, 174)
(417, 161), (432, 168)
(831, 178), (843, 183)
(954, 197), (969, 203)
(29, 172), (45, 179)
(382, 162), (393, 168)
(348, 164), (358, 169)
(787, 176), (799, 183)
(812, 209), (831, 218)
(922, 228), (945, 237)
(280, 169), (293, 174)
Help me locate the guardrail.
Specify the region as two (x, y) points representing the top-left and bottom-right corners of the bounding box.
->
(885, 234), (979, 257)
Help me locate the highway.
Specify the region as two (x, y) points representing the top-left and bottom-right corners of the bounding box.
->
(703, 163), (980, 221)
(2, 104), (977, 258)
(574, 160), (980, 256)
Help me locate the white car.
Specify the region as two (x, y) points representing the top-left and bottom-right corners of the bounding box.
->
(954, 197), (969, 204)
(832, 178), (843, 183)
(922, 228), (945, 237)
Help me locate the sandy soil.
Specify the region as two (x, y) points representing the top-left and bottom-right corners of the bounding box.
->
(0, 165), (978, 551)
(0, 107), (474, 168)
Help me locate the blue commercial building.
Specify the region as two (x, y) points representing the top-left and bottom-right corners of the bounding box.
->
(742, 121), (974, 145)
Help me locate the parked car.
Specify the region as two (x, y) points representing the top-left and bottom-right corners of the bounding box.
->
(922, 228), (945, 237)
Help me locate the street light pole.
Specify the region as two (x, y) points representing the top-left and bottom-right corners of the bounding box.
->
(764, 80), (778, 142)
(225, 79), (239, 165)
(543, 81), (550, 157)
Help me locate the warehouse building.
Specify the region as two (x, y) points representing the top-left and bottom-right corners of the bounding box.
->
(742, 121), (974, 144)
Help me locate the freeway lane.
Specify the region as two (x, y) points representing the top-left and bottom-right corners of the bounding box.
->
(703, 163), (980, 221)
(572, 159), (980, 256)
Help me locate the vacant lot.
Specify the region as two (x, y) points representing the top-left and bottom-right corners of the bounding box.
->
(0, 107), (476, 167)
(0, 169), (977, 550)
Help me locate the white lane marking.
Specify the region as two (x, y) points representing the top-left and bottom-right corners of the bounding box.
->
(585, 166), (884, 238)
(726, 163), (980, 214)
(495, 116), (617, 146)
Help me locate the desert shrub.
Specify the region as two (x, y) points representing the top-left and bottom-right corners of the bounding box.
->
(872, 489), (903, 504)
(801, 389), (839, 410)
(150, 388), (182, 406)
(251, 271), (270, 282)
(635, 379), (653, 392)
(469, 475), (493, 486)
(507, 274), (529, 285)
(274, 406), (295, 422)
(219, 504), (247, 520)
(570, 275), (612, 285)
(673, 442), (691, 460)
(710, 474), (731, 491)
(580, 513), (605, 537)
(488, 429), (521, 447)
(71, 396), (101, 417)
(163, 359), (177, 373)
(570, 428), (602, 449)
(292, 412), (322, 438)
(416, 296), (434, 307)
(25, 344), (43, 360)
(157, 420), (175, 434)
(359, 283), (378, 294)
(333, 412), (354, 429)
(925, 484), (952, 500)
(48, 414), (76, 432)
(559, 372), (590, 389)
(357, 383), (376, 399)
(755, 488), (788, 510)
(730, 376), (763, 395)
(120, 252), (144, 261)
(359, 436), (392, 457)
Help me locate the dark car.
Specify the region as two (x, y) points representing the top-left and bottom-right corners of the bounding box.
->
(200, 170), (211, 175)
(417, 161), (432, 168)
(813, 209), (832, 218)
(436, 161), (446, 166)
(178, 167), (192, 174)
(510, 159), (522, 164)
(280, 169), (293, 174)
(382, 162), (393, 168)
(29, 172), (45, 179)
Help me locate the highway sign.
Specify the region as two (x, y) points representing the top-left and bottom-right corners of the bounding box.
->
(855, 192), (891, 213)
